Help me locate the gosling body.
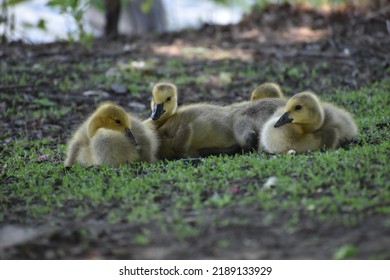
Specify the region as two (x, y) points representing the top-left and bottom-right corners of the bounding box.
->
(148, 83), (242, 159)
(157, 103), (240, 158)
(260, 91), (358, 154)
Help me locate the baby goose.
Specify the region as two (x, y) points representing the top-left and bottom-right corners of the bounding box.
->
(250, 82), (284, 101)
(64, 102), (158, 166)
(147, 83), (241, 159)
(144, 82), (181, 159)
(92, 114), (159, 165)
(90, 128), (140, 166)
(260, 91), (358, 154)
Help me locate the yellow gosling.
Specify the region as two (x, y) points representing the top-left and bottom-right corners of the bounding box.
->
(64, 102), (158, 166)
(148, 83), (241, 159)
(250, 82), (284, 101)
(260, 91), (358, 154)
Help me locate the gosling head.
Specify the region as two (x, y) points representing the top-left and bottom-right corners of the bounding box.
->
(251, 82), (284, 101)
(88, 102), (137, 145)
(150, 82), (178, 123)
(274, 91), (324, 133)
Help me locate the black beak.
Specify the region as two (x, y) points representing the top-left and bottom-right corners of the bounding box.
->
(125, 128), (138, 146)
(274, 112), (293, 127)
(151, 103), (165, 121)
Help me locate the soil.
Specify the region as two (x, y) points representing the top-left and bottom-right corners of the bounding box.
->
(1, 1), (389, 259)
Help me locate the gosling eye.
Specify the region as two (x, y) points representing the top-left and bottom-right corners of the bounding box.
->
(166, 97), (171, 102)
(115, 119), (122, 125)
(295, 105), (302, 110)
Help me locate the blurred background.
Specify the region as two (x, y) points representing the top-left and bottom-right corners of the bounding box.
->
(0, 0), (368, 43)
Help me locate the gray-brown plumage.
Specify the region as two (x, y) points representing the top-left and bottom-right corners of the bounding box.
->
(228, 98), (287, 151)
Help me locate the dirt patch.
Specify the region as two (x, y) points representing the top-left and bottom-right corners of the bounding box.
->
(2, 206), (389, 259)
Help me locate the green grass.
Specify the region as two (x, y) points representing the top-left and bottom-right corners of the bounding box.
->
(2, 80), (389, 216)
(1, 56), (389, 258)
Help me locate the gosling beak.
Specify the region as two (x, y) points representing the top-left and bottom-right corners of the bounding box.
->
(274, 112), (293, 128)
(125, 128), (138, 146)
(151, 103), (165, 121)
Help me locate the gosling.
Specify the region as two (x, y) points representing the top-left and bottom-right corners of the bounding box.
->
(260, 91), (358, 154)
(64, 102), (158, 166)
(250, 82), (285, 101)
(147, 83), (242, 159)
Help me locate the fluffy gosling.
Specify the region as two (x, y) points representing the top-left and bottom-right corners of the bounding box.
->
(260, 91), (358, 154)
(147, 83), (241, 159)
(65, 102), (158, 166)
(250, 82), (284, 101)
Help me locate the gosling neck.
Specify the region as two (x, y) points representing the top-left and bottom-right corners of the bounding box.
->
(156, 106), (176, 127)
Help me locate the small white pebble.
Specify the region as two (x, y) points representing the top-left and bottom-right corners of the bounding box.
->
(263, 176), (278, 188)
(82, 90), (110, 98)
(32, 63), (42, 71)
(123, 43), (135, 52)
(307, 204), (316, 211)
(130, 60), (146, 69)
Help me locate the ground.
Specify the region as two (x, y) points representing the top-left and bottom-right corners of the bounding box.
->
(0, 2), (389, 259)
